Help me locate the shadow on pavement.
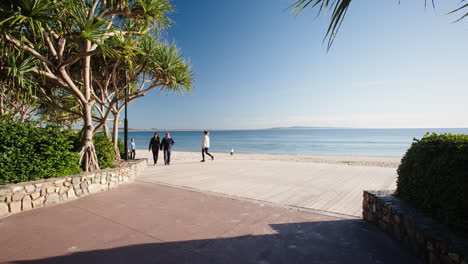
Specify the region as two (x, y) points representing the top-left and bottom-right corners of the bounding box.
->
(11, 219), (420, 264)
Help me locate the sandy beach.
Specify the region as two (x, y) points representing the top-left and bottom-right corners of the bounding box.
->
(136, 150), (402, 168)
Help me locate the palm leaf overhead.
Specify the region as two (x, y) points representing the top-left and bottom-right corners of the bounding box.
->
(292, 0), (467, 50)
(449, 2), (468, 22)
(291, 0), (351, 50)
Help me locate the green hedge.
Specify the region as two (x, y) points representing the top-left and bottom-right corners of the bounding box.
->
(396, 133), (468, 236)
(93, 133), (116, 169)
(0, 117), (82, 184)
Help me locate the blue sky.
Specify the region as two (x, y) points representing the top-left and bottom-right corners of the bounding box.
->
(127, 0), (468, 129)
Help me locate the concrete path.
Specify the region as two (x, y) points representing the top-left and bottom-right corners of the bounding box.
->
(137, 158), (398, 217)
(0, 181), (418, 264)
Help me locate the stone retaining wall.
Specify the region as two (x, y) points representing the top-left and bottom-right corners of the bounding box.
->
(363, 190), (468, 264)
(0, 159), (147, 217)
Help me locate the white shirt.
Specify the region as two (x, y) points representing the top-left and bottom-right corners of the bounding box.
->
(202, 135), (210, 148)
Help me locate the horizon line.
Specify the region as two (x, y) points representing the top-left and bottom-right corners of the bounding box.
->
(114, 126), (468, 132)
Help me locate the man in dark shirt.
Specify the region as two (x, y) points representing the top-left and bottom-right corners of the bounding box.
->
(148, 133), (161, 165)
(160, 132), (175, 165)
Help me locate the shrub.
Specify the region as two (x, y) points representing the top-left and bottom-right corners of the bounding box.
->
(396, 133), (468, 236)
(93, 133), (116, 169)
(0, 117), (82, 184)
(118, 138), (126, 159)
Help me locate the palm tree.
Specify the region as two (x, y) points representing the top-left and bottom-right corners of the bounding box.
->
(92, 35), (193, 157)
(0, 0), (177, 171)
(291, 0), (467, 50)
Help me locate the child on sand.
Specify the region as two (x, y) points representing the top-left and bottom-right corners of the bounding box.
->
(129, 138), (136, 159)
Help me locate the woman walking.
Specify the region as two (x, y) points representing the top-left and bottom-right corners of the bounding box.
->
(148, 133), (161, 165)
(161, 132), (175, 165)
(201, 131), (214, 162)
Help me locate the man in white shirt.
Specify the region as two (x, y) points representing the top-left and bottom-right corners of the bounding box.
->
(201, 131), (214, 162)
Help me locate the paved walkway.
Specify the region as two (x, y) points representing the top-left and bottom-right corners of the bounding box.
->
(0, 180), (418, 264)
(137, 159), (398, 217)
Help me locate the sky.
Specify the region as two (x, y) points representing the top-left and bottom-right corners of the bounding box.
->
(127, 0), (468, 129)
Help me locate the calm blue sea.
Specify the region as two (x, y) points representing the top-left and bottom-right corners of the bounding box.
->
(119, 128), (468, 157)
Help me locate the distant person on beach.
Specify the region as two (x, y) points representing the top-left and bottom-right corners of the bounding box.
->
(148, 133), (161, 165)
(161, 132), (174, 165)
(230, 148), (234, 156)
(129, 138), (136, 159)
(201, 131), (214, 162)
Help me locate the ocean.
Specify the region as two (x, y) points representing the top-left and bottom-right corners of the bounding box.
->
(119, 128), (468, 157)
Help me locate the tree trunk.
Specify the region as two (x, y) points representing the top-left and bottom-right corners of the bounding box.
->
(79, 102), (100, 171)
(112, 110), (121, 159)
(0, 85), (5, 116)
(19, 111), (26, 122)
(0, 94), (4, 116)
(103, 122), (111, 138)
(79, 39), (100, 172)
(99, 101), (111, 139)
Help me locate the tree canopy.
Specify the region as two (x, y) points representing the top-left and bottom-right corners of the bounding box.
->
(0, 0), (193, 171)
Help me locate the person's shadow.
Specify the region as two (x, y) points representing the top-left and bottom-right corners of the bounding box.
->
(11, 220), (420, 264)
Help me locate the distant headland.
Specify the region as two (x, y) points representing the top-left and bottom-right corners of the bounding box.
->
(117, 126), (345, 132)
(268, 126), (345, 130)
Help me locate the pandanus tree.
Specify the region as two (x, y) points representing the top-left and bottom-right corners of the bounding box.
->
(91, 35), (193, 157)
(0, 0), (179, 171)
(291, 0), (467, 50)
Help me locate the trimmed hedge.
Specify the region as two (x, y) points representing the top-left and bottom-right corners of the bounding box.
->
(0, 117), (82, 184)
(396, 133), (468, 236)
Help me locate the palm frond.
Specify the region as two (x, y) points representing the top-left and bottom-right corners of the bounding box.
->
(448, 2), (468, 22)
(0, 0), (60, 39)
(132, 0), (174, 32)
(292, 0), (467, 50)
(136, 37), (193, 94)
(292, 0), (352, 51)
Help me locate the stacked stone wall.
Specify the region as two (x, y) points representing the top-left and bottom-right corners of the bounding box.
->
(363, 190), (468, 264)
(0, 159), (147, 217)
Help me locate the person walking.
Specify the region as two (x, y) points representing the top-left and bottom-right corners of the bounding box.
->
(129, 138), (136, 160)
(161, 132), (174, 165)
(201, 131), (214, 162)
(148, 133), (161, 165)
